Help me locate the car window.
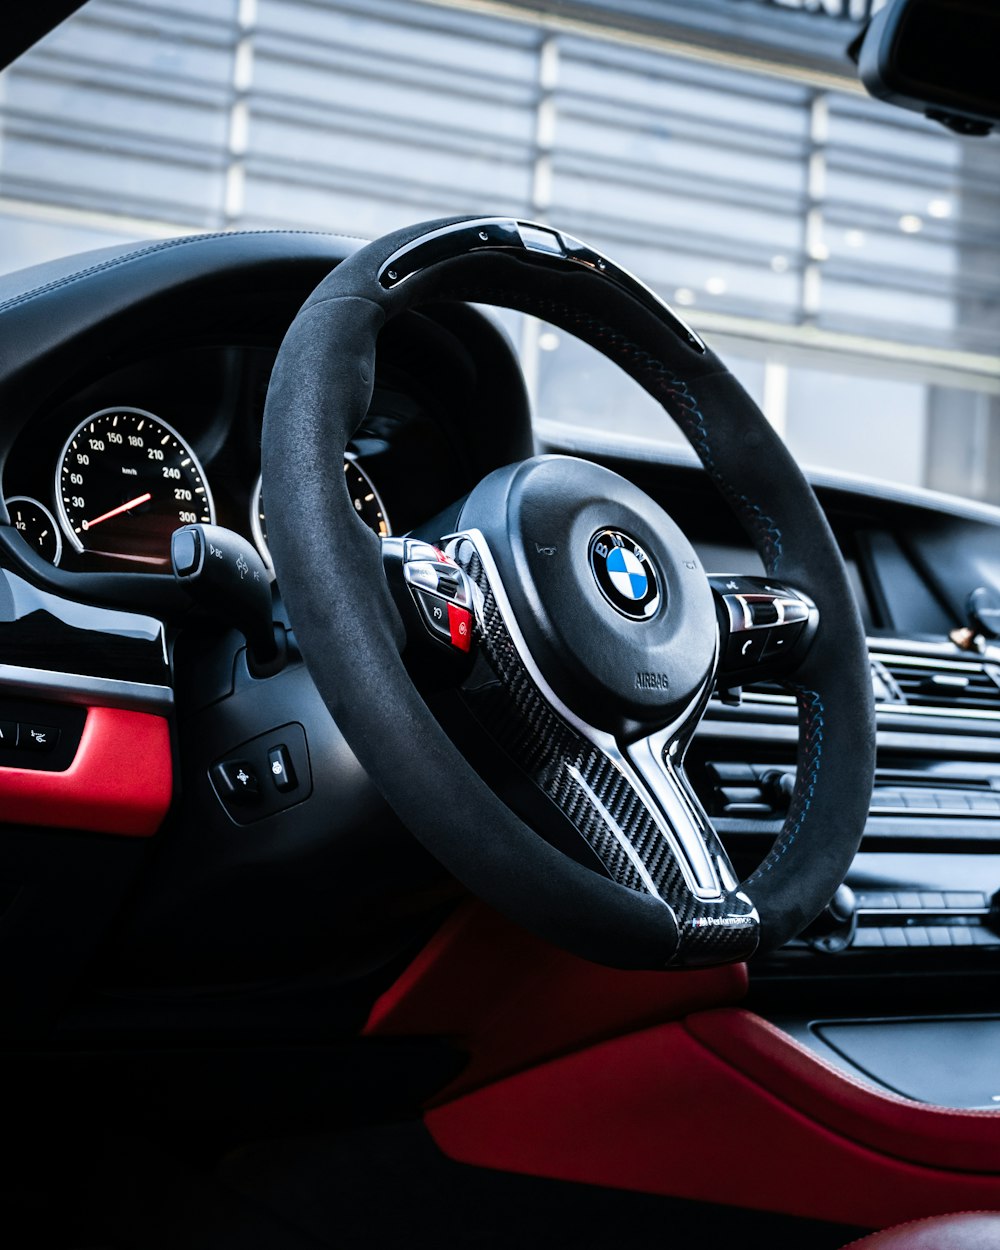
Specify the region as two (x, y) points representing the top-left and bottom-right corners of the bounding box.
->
(0, 0), (996, 505)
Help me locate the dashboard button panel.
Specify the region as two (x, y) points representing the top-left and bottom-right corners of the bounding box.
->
(18, 723), (60, 752)
(710, 575), (819, 683)
(210, 722), (312, 825)
(212, 759), (261, 805)
(0, 700), (84, 772)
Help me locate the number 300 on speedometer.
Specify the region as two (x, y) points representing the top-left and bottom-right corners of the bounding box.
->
(56, 406), (214, 562)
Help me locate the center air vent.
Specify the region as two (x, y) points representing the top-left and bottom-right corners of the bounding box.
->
(874, 654), (1000, 715)
(735, 654), (1000, 719)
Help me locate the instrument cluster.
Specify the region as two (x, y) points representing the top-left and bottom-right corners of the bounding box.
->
(2, 346), (394, 575)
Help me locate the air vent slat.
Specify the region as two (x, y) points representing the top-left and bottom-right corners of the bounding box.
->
(723, 654), (1000, 718)
(880, 657), (1000, 714)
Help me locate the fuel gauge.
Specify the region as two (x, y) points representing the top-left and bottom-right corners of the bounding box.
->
(7, 496), (63, 565)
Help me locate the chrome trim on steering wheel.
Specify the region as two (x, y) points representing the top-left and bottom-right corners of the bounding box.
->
(378, 217), (707, 354)
(450, 528), (723, 899)
(447, 528), (759, 965)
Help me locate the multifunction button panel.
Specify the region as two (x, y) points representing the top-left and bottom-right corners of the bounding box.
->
(710, 576), (818, 679)
(210, 721), (312, 824)
(401, 540), (474, 653)
(0, 698), (85, 772)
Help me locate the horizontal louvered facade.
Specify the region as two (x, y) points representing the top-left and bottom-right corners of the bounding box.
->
(0, 0), (997, 499)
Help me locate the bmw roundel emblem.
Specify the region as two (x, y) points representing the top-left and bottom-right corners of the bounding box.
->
(589, 529), (661, 620)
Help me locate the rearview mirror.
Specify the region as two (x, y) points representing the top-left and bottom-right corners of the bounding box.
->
(858, 0), (1000, 136)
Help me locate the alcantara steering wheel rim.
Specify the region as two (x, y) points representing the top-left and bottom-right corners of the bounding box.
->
(261, 215), (875, 970)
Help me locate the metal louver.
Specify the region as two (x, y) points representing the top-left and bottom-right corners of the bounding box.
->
(873, 654), (1000, 715)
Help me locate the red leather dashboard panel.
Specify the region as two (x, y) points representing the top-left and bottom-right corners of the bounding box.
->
(425, 1015), (1000, 1229)
(687, 1008), (1000, 1173)
(364, 901), (748, 1099)
(0, 706), (171, 837)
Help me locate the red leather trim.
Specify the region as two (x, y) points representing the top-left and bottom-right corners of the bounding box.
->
(364, 901), (747, 1099)
(0, 706), (171, 837)
(686, 1009), (1000, 1173)
(425, 1020), (1000, 1229)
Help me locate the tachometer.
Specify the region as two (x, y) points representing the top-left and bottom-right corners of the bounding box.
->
(56, 407), (214, 562)
(251, 455), (390, 568)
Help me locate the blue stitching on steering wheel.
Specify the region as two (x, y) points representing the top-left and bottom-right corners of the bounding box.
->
(745, 684), (824, 884)
(441, 288), (785, 573)
(625, 352), (785, 575)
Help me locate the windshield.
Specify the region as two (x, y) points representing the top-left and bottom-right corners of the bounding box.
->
(0, 0), (997, 505)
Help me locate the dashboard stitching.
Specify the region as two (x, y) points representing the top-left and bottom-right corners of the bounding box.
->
(439, 289), (784, 572)
(745, 684), (824, 885)
(0, 229), (369, 318)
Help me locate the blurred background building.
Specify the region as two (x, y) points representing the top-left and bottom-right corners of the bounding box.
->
(0, 0), (997, 502)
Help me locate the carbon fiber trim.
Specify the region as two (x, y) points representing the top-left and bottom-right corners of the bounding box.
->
(451, 533), (759, 967)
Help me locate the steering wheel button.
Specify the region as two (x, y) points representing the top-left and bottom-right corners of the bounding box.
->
(762, 621), (805, 659)
(434, 572), (469, 605)
(267, 745), (297, 793)
(405, 540), (448, 565)
(724, 630), (768, 669)
(405, 562), (445, 593)
(747, 599), (781, 627)
(413, 588), (452, 640)
(780, 600), (810, 623)
(212, 759), (261, 804)
(709, 576), (763, 597)
(0, 721), (16, 749)
(448, 603), (473, 652)
(18, 723), (60, 752)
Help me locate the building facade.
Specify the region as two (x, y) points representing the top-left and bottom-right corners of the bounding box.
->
(1, 0), (997, 501)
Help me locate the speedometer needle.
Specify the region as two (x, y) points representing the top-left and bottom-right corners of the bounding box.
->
(81, 492), (152, 531)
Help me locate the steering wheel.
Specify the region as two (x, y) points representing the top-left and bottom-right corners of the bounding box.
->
(261, 216), (875, 970)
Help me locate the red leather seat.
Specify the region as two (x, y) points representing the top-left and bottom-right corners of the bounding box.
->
(843, 1213), (1000, 1248)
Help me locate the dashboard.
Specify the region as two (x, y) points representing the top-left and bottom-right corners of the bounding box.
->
(0, 231), (998, 1101)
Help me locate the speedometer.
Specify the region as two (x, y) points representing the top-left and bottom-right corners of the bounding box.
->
(56, 407), (214, 562)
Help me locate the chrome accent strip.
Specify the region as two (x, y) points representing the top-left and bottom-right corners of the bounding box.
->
(858, 907), (991, 918)
(741, 689), (1000, 721)
(451, 528), (724, 899)
(869, 805), (999, 819)
(249, 474), (273, 575)
(627, 725), (725, 895)
(0, 663), (173, 711)
(877, 703), (1000, 722)
(870, 650), (998, 673)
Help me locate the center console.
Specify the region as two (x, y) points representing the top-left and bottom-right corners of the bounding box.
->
(692, 630), (1000, 1111)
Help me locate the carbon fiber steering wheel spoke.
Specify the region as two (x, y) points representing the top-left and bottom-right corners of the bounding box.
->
(449, 529), (759, 967)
